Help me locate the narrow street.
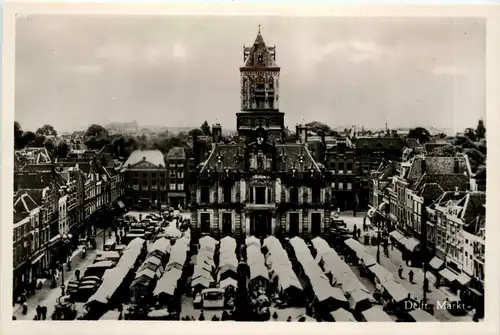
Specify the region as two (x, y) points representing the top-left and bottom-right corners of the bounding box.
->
(338, 214), (472, 322)
(13, 228), (112, 320)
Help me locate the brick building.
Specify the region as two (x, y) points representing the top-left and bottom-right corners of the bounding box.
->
(166, 146), (189, 209)
(122, 149), (167, 207)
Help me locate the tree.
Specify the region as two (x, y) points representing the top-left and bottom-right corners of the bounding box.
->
(200, 121), (211, 136)
(408, 127), (431, 144)
(464, 148), (486, 173)
(36, 124), (57, 137)
(54, 141), (70, 158)
(188, 128), (203, 138)
(476, 119), (486, 139)
(44, 139), (55, 153)
(85, 124), (110, 150)
(464, 128), (477, 142)
(305, 121), (339, 136)
(14, 121), (25, 149)
(21, 131), (36, 147)
(32, 135), (47, 147)
(454, 136), (477, 149)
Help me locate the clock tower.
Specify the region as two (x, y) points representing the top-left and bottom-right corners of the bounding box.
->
(237, 27), (285, 144)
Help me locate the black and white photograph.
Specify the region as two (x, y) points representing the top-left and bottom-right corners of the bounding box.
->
(4, 3), (497, 328)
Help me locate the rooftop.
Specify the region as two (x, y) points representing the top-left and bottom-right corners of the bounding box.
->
(123, 149), (166, 169)
(166, 147), (186, 160)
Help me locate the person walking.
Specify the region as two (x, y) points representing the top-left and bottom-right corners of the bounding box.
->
(41, 305), (47, 320)
(398, 266), (404, 279)
(423, 277), (429, 292)
(408, 269), (414, 284)
(353, 224), (357, 238)
(36, 305), (42, 320)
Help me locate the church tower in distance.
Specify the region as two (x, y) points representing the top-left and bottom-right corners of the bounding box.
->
(237, 26), (285, 144)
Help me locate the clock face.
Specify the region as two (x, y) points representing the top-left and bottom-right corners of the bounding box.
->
(257, 53), (264, 63)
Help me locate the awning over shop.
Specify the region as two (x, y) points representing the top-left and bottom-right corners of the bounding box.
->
(31, 252), (45, 264)
(48, 234), (61, 246)
(429, 256), (444, 270)
(378, 202), (388, 212)
(456, 273), (471, 286)
(439, 268), (458, 283)
(401, 237), (420, 252)
(389, 230), (404, 242)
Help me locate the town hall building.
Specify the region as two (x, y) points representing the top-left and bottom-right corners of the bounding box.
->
(190, 29), (334, 240)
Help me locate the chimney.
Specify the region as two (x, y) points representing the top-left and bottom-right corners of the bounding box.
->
(296, 124), (308, 144)
(212, 123), (222, 144)
(192, 132), (200, 165)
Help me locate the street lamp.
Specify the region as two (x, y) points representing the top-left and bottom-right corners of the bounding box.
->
(60, 234), (70, 296)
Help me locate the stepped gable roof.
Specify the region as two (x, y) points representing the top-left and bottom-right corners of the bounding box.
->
(123, 150), (166, 169)
(166, 147), (186, 160)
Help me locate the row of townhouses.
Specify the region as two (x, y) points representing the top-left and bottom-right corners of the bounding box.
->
(13, 146), (125, 299)
(369, 148), (485, 307)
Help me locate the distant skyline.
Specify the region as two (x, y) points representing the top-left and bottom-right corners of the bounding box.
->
(15, 15), (486, 133)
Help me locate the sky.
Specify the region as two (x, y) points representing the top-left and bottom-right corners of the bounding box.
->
(15, 15), (485, 133)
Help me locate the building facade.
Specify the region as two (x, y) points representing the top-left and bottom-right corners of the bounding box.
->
(122, 149), (167, 207)
(355, 136), (406, 209)
(166, 146), (189, 209)
(190, 30), (334, 240)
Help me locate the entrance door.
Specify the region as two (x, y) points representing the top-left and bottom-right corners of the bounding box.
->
(222, 213), (232, 236)
(251, 212), (271, 238)
(311, 213), (322, 236)
(289, 213), (300, 236)
(200, 213), (211, 234)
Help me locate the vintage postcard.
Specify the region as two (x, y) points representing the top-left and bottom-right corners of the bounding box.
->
(2, 2), (499, 335)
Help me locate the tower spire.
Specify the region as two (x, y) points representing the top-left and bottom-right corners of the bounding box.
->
(258, 24), (261, 34)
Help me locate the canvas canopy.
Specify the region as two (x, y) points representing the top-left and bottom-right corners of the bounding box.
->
(262, 236), (279, 249)
(245, 236), (261, 248)
(311, 237), (331, 258)
(165, 225), (182, 238)
(361, 306), (393, 322)
(344, 238), (366, 257)
(369, 264), (394, 284)
(219, 277), (238, 289)
(220, 236), (237, 252)
(150, 238), (171, 255)
(166, 244), (187, 269)
(382, 279), (410, 303)
(330, 308), (357, 322)
(191, 276), (212, 289)
(199, 236), (218, 252)
(153, 268), (183, 296)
